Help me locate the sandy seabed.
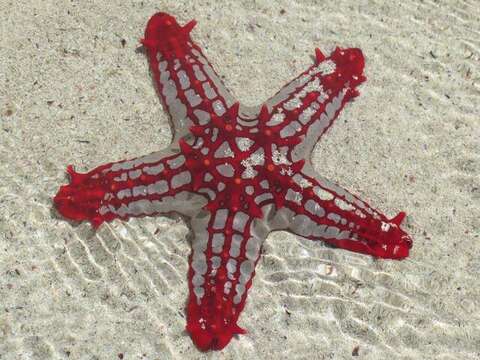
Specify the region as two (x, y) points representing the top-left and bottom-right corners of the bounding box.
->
(1, 1), (479, 359)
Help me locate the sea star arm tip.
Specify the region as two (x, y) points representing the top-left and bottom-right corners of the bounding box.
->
(54, 151), (206, 227)
(186, 209), (266, 350)
(279, 170), (413, 260)
(142, 12), (237, 138)
(263, 46), (367, 163)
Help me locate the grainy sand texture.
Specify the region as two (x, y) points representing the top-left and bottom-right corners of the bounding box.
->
(1, 1), (479, 359)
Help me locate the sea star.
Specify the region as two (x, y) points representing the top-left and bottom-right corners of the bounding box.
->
(54, 12), (413, 351)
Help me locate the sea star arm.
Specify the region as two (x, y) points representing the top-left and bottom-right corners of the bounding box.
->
(263, 47), (366, 162)
(54, 150), (206, 227)
(142, 13), (237, 137)
(186, 207), (270, 351)
(278, 167), (412, 259)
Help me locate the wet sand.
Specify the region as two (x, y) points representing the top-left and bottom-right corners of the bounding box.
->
(1, 1), (479, 359)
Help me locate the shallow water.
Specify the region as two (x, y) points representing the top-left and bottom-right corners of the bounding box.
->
(1, 1), (479, 359)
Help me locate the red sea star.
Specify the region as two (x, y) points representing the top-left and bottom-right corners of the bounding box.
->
(54, 12), (413, 351)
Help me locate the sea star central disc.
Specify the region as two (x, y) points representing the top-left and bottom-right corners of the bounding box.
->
(54, 12), (413, 351)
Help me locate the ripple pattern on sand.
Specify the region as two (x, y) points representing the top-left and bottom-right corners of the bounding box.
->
(1, 0), (479, 359)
